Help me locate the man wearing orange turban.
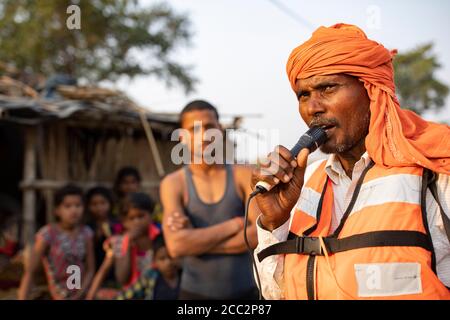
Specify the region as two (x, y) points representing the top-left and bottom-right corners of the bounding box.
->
(251, 23), (450, 300)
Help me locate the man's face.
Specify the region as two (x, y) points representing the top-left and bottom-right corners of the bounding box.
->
(295, 74), (370, 154)
(180, 109), (222, 161)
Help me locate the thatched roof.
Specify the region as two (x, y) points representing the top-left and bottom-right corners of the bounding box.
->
(0, 76), (179, 132)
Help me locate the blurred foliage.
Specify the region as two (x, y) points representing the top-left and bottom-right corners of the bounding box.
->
(0, 0), (196, 93)
(394, 43), (449, 115)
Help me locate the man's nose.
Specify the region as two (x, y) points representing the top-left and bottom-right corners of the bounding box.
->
(304, 93), (326, 118)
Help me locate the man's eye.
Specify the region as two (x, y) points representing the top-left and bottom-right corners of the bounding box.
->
(324, 85), (337, 92)
(298, 92), (309, 99)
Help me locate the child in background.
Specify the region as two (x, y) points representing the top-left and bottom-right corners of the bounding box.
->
(0, 195), (21, 261)
(86, 192), (160, 299)
(85, 186), (122, 271)
(116, 233), (180, 300)
(112, 167), (142, 218)
(112, 166), (163, 226)
(18, 185), (95, 300)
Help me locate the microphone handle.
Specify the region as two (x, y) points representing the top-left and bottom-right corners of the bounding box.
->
(290, 130), (321, 156)
(255, 127), (327, 193)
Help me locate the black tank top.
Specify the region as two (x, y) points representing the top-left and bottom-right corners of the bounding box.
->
(180, 165), (256, 299)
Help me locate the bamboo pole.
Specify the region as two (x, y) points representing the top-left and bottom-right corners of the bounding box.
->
(139, 111), (165, 178)
(21, 126), (37, 245)
(44, 189), (55, 224)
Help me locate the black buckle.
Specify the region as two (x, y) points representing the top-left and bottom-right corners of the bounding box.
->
(295, 236), (324, 256)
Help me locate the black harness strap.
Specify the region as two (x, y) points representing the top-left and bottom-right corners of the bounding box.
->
(257, 230), (432, 262)
(420, 168), (441, 273)
(302, 177), (329, 236)
(330, 160), (375, 237)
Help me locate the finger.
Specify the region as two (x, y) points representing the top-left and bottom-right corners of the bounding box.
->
(171, 223), (185, 231)
(263, 158), (291, 183)
(251, 167), (281, 189)
(268, 151), (295, 182)
(181, 218), (190, 227)
(259, 156), (271, 168)
(171, 214), (189, 223)
(259, 145), (296, 169)
(173, 211), (182, 218)
(167, 217), (174, 226)
(168, 220), (181, 230)
(172, 219), (189, 229)
(275, 145), (297, 168)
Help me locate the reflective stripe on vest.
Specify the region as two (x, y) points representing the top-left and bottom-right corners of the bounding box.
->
(260, 160), (450, 300)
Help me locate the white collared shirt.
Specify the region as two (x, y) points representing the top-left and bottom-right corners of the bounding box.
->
(254, 152), (450, 299)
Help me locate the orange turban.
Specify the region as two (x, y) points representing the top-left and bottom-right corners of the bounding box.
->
(287, 23), (450, 174)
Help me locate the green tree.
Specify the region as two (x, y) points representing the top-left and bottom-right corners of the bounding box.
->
(0, 0), (196, 93)
(394, 43), (448, 115)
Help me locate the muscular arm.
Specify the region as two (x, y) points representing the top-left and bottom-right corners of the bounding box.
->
(17, 238), (47, 300)
(208, 165), (259, 254)
(208, 222), (258, 254)
(160, 171), (242, 258)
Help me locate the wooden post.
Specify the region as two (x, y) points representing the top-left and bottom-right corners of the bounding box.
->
(21, 126), (37, 246)
(139, 111), (165, 178)
(44, 189), (55, 224)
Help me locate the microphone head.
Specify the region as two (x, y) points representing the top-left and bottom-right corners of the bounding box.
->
(290, 126), (328, 156)
(307, 126), (328, 150)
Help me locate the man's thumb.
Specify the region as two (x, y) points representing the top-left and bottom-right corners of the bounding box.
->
(296, 148), (310, 169)
(291, 148), (309, 187)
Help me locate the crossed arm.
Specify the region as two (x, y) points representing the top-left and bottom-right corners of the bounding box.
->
(160, 167), (259, 259)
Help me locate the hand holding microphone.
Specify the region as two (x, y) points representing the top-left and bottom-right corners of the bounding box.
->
(250, 127), (327, 231)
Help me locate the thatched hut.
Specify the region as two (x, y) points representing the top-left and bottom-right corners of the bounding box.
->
(0, 77), (180, 246)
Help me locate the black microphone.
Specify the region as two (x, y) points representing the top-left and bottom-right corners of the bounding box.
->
(254, 126), (328, 194)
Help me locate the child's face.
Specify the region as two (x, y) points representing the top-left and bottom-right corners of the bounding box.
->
(55, 195), (84, 227)
(119, 175), (140, 195)
(124, 208), (151, 237)
(154, 246), (178, 277)
(88, 194), (110, 221)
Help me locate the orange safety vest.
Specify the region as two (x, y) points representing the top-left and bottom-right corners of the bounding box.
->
(258, 160), (450, 300)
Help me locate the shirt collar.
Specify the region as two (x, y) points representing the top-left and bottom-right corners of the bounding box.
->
(325, 151), (371, 184)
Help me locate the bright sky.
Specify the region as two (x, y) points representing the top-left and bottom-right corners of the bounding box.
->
(115, 0), (450, 162)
